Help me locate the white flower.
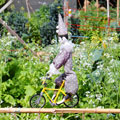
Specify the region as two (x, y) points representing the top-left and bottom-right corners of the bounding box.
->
(107, 67), (110, 72)
(108, 78), (115, 83)
(0, 100), (3, 104)
(110, 59), (114, 64)
(89, 99), (95, 104)
(80, 42), (85, 45)
(89, 95), (94, 98)
(45, 115), (49, 119)
(89, 52), (93, 56)
(100, 87), (103, 89)
(5, 41), (12, 46)
(75, 115), (79, 118)
(97, 106), (104, 108)
(108, 37), (113, 41)
(96, 94), (102, 101)
(104, 53), (110, 58)
(108, 72), (112, 76)
(97, 64), (103, 70)
(85, 91), (90, 94)
(93, 104), (96, 107)
(14, 51), (18, 55)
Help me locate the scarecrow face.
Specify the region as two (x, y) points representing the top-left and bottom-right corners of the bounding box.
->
(58, 36), (67, 44)
(56, 25), (68, 44)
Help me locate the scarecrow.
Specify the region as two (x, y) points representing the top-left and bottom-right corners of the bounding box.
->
(48, 14), (78, 104)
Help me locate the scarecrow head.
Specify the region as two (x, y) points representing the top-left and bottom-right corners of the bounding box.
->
(56, 14), (68, 44)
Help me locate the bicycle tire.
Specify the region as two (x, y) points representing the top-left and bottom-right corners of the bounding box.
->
(30, 94), (46, 108)
(64, 93), (79, 108)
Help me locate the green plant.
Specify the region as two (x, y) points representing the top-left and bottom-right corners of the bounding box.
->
(7, 10), (28, 38)
(0, 35), (49, 107)
(69, 1), (109, 42)
(27, 5), (50, 44)
(73, 32), (120, 111)
(68, 12), (81, 44)
(1, 2), (120, 119)
(0, 0), (6, 6)
(1, 30), (120, 119)
(40, 0), (63, 46)
(0, 12), (9, 37)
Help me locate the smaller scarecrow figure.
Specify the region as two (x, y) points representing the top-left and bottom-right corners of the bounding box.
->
(47, 14), (78, 104)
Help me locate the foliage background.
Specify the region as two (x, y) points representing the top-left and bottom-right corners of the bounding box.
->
(0, 0), (120, 119)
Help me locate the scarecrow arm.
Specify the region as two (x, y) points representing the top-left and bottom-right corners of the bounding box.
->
(53, 49), (70, 69)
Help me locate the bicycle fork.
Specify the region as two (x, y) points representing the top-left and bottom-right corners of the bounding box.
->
(35, 92), (43, 104)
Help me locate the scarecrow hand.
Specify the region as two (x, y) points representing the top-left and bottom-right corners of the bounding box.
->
(47, 63), (61, 77)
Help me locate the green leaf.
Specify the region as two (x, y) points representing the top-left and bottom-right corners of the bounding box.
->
(0, 0), (6, 5)
(4, 95), (15, 106)
(92, 49), (103, 62)
(24, 85), (36, 96)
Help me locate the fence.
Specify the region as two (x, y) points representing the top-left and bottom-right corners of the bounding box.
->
(0, 108), (120, 119)
(64, 0), (120, 36)
(1, 108), (120, 113)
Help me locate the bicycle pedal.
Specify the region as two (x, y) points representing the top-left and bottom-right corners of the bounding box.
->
(50, 100), (56, 106)
(65, 98), (71, 102)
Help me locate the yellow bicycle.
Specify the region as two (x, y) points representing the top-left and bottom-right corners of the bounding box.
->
(29, 76), (79, 108)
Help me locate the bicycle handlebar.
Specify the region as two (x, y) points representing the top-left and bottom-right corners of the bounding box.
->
(46, 77), (51, 80)
(46, 73), (52, 80)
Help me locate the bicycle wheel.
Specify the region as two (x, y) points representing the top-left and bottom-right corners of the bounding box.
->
(30, 94), (46, 108)
(64, 93), (79, 108)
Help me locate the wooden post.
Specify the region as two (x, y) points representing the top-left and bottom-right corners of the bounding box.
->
(64, 0), (69, 28)
(82, 113), (85, 120)
(37, 113), (40, 120)
(107, 0), (110, 26)
(12, 113), (17, 120)
(117, 0), (119, 26)
(0, 80), (1, 104)
(77, 0), (81, 8)
(107, 0), (110, 33)
(84, 0), (87, 12)
(96, 0), (99, 17)
(28, 1), (34, 13)
(26, 0), (31, 18)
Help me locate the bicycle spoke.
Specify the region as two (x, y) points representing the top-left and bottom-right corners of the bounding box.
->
(64, 94), (79, 107)
(30, 94), (46, 108)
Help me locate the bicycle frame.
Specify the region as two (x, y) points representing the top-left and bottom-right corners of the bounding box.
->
(41, 80), (66, 104)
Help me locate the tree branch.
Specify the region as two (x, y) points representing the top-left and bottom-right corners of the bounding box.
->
(0, 0), (14, 13)
(26, 0), (31, 18)
(0, 18), (37, 57)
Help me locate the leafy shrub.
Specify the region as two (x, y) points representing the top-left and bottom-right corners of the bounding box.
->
(27, 5), (50, 44)
(1, 58), (49, 107)
(0, 0), (6, 6)
(39, 0), (63, 46)
(1, 1), (120, 119)
(68, 13), (81, 44)
(7, 10), (28, 38)
(69, 1), (108, 42)
(0, 35), (49, 107)
(0, 12), (9, 37)
(1, 30), (120, 119)
(73, 32), (120, 111)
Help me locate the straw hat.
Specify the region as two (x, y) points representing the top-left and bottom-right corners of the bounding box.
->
(57, 14), (68, 36)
